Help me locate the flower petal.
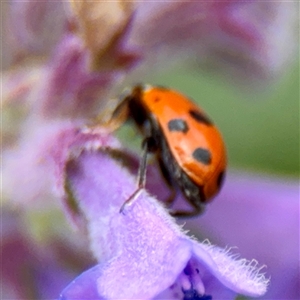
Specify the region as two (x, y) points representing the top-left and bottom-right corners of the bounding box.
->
(36, 35), (121, 119)
(66, 150), (192, 298)
(4, 0), (66, 67)
(59, 265), (104, 300)
(60, 144), (268, 298)
(192, 241), (268, 297)
(186, 172), (299, 299)
(129, 2), (298, 83)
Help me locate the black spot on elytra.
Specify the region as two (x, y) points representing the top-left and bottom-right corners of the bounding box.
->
(168, 119), (189, 133)
(192, 148), (212, 165)
(189, 109), (213, 126)
(154, 97), (160, 103)
(217, 171), (225, 189)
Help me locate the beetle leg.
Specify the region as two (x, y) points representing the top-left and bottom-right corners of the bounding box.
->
(119, 137), (156, 214)
(169, 203), (205, 218)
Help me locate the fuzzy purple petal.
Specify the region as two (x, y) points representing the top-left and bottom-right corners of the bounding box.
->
(186, 172), (299, 299)
(60, 146), (268, 299)
(65, 151), (192, 298)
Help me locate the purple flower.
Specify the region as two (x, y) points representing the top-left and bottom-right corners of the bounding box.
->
(58, 142), (268, 299)
(2, 1), (298, 299)
(186, 173), (300, 299)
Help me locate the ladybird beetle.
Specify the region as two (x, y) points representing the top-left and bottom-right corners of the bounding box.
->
(112, 84), (227, 217)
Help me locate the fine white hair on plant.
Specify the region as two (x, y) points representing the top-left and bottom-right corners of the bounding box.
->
(201, 240), (270, 295)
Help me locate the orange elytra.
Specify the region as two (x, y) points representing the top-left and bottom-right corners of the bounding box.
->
(112, 84), (227, 217)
